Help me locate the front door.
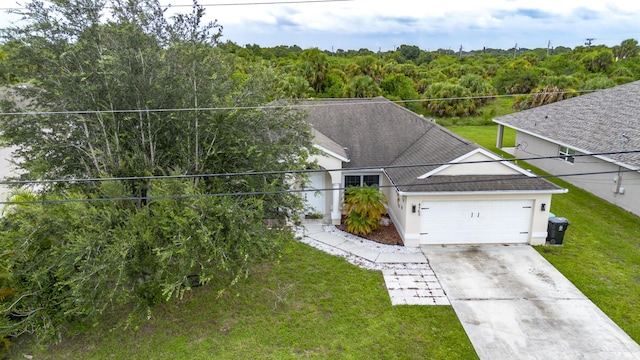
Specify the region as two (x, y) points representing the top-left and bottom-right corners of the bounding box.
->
(304, 172), (325, 215)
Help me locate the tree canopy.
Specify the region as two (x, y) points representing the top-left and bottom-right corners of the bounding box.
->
(0, 0), (313, 343)
(186, 37), (640, 116)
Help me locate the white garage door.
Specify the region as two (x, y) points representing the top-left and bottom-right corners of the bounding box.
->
(420, 200), (534, 245)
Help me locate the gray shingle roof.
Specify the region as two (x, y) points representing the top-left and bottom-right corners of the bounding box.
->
(494, 80), (640, 169)
(397, 175), (560, 193)
(303, 97), (561, 193)
(303, 98), (437, 168)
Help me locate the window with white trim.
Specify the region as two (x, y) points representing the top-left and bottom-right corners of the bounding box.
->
(558, 146), (575, 163)
(344, 175), (380, 188)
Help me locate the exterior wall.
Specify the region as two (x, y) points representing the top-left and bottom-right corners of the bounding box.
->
(384, 183), (408, 243)
(314, 172), (332, 219)
(308, 154), (343, 223)
(515, 132), (640, 217)
(310, 154), (342, 184)
(398, 192), (554, 247)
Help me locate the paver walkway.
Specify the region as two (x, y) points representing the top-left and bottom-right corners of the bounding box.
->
(300, 221), (449, 306)
(383, 268), (450, 305)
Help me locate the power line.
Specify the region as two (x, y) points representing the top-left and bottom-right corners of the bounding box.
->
(0, 90), (598, 117)
(2, 149), (639, 186)
(0, 0), (353, 11)
(1, 167), (637, 205)
(164, 0), (353, 7)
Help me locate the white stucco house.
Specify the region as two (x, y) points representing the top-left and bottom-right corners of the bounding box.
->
(494, 80), (640, 217)
(302, 97), (566, 247)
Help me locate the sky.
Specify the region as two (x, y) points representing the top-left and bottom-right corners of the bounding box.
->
(1, 0), (640, 52)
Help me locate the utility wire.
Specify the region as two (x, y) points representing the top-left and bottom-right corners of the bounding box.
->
(0, 90), (598, 117)
(1, 168), (636, 205)
(0, 0), (353, 11)
(2, 149), (639, 186)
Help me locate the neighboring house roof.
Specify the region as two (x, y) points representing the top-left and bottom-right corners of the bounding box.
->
(494, 80), (640, 170)
(303, 97), (562, 194)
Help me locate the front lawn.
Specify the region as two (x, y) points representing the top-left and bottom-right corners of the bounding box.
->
(7, 241), (477, 359)
(449, 125), (640, 343)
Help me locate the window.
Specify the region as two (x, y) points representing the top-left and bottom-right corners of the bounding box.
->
(344, 175), (362, 188)
(558, 146), (575, 164)
(344, 174), (380, 188)
(363, 175), (380, 187)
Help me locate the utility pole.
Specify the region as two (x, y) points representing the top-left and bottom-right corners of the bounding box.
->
(585, 38), (595, 47)
(547, 40), (551, 56)
(514, 43), (518, 58)
(459, 45), (463, 59)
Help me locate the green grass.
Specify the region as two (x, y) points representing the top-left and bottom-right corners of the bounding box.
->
(7, 241), (477, 359)
(446, 125), (516, 152)
(435, 97), (516, 127)
(449, 124), (640, 343)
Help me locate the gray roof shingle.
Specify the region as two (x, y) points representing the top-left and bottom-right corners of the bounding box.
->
(303, 97), (561, 193)
(303, 97), (436, 168)
(398, 175), (560, 193)
(494, 80), (640, 169)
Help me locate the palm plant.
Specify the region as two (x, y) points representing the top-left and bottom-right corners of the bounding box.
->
(343, 186), (387, 236)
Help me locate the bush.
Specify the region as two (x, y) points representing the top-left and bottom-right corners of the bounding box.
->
(0, 180), (291, 343)
(343, 187), (387, 236)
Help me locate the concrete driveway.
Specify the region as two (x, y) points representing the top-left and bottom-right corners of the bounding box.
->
(422, 245), (640, 360)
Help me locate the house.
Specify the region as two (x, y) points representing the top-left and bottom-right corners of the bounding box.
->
(494, 80), (640, 217)
(302, 97), (566, 247)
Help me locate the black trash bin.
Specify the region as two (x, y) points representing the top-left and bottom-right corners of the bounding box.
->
(547, 217), (570, 245)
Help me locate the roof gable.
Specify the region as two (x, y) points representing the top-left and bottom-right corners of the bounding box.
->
(311, 128), (349, 162)
(418, 148), (533, 178)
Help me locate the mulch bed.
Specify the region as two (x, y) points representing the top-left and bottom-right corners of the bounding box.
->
(336, 221), (404, 246)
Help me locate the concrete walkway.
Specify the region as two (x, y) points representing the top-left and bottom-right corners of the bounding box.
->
(300, 221), (449, 305)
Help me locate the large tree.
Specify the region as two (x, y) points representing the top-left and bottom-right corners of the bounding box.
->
(0, 0), (313, 342)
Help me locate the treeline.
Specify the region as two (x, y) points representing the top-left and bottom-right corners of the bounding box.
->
(2, 38), (639, 117)
(216, 39), (640, 116)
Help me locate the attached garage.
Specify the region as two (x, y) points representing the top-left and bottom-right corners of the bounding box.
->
(420, 200), (534, 245)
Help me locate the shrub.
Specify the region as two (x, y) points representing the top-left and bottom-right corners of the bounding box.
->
(343, 187), (387, 236)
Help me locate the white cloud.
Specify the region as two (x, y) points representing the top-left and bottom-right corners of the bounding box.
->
(2, 0), (640, 50)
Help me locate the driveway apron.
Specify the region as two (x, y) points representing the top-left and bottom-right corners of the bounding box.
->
(422, 245), (640, 360)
